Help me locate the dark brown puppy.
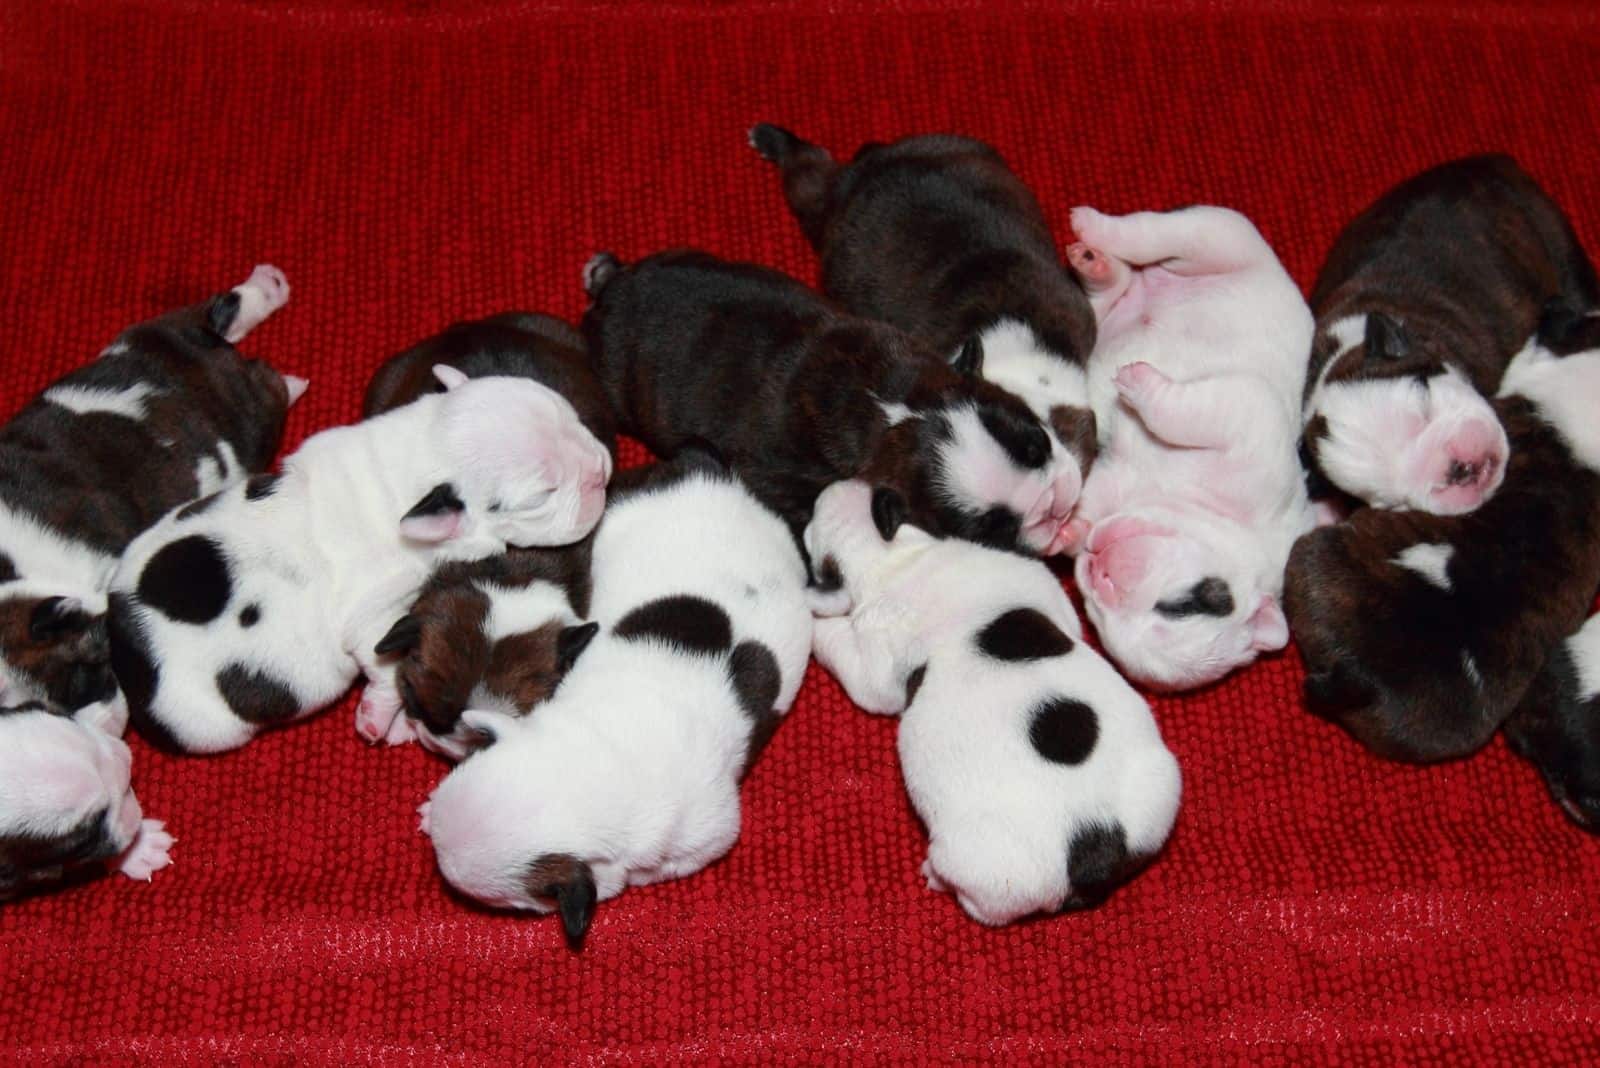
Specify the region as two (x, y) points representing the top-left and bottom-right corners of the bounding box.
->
(362, 312), (618, 459)
(750, 126), (1098, 507)
(1302, 155), (1597, 515)
(582, 249), (1071, 556)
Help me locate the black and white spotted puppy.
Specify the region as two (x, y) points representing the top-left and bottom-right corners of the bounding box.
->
(107, 366), (612, 754)
(0, 710), (172, 900)
(362, 312), (619, 460)
(750, 126), (1096, 552)
(1505, 611), (1600, 833)
(582, 250), (1067, 555)
(367, 542), (597, 759)
(1287, 314), (1600, 763)
(1303, 154), (1597, 514)
(802, 479), (1180, 925)
(422, 452), (812, 947)
(0, 265), (300, 734)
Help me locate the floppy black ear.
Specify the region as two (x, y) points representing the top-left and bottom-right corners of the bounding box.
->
(953, 335), (984, 377)
(374, 615), (422, 657)
(870, 487), (909, 541)
(30, 597), (91, 641)
(1304, 660), (1378, 716)
(400, 482), (466, 542)
(557, 622), (600, 672)
(1363, 313), (1409, 361)
(206, 290), (243, 340)
(555, 867), (597, 948)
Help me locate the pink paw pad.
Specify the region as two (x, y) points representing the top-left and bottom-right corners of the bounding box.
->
(117, 819), (174, 882)
(1113, 361), (1166, 397)
(355, 687), (416, 746)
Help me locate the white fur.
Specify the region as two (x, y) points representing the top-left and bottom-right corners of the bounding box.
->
(1302, 313), (1368, 418)
(110, 376), (612, 754)
(1564, 613), (1600, 702)
(223, 264), (291, 344)
(803, 480), (1180, 925)
(43, 381), (160, 420)
(424, 467), (812, 920)
(1500, 329), (1600, 473)
(1393, 543), (1453, 591)
(193, 441), (243, 498)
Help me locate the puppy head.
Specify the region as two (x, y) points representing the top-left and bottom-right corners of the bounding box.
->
(1074, 510), (1287, 690)
(1503, 623), (1600, 833)
(0, 584), (121, 724)
(0, 710), (142, 899)
(1305, 315), (1507, 515)
(802, 480), (935, 611)
(432, 370), (613, 547)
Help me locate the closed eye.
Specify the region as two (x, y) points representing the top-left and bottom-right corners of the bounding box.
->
(1154, 577), (1234, 619)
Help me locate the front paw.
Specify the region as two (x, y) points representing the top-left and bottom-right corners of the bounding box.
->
(117, 819), (175, 882)
(1113, 361), (1167, 401)
(355, 685), (415, 746)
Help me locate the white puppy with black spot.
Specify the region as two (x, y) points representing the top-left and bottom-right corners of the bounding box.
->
(423, 453), (812, 947)
(108, 366), (611, 755)
(804, 479), (1181, 925)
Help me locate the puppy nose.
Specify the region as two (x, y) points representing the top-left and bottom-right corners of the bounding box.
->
(1446, 460), (1478, 486)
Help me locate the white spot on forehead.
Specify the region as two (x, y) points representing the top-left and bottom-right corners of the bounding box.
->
(43, 381), (159, 420)
(1393, 542), (1453, 591)
(481, 579), (579, 642)
(969, 318), (1090, 426)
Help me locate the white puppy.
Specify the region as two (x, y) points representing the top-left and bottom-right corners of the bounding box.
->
(803, 479), (1181, 925)
(423, 454), (812, 946)
(0, 709), (171, 899)
(108, 367), (611, 755)
(1064, 205), (1314, 690)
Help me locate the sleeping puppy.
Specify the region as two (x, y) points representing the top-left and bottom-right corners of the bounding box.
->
(1304, 154), (1598, 515)
(1065, 206), (1314, 690)
(1286, 317), (1600, 762)
(0, 265), (300, 733)
(801, 479), (1180, 925)
(361, 312), (619, 459)
(422, 452), (812, 947)
(1505, 612), (1600, 833)
(750, 126), (1095, 550)
(582, 249), (1069, 555)
(0, 709), (172, 900)
(107, 367), (612, 755)
(367, 542), (598, 759)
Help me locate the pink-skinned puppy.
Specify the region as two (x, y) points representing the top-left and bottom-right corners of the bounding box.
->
(422, 451), (812, 947)
(1303, 155), (1596, 515)
(107, 365), (611, 755)
(0, 709), (171, 900)
(1064, 205), (1314, 690)
(802, 480), (1180, 925)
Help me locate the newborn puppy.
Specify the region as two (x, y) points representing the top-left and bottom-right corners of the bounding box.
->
(0, 265), (299, 732)
(583, 249), (1065, 554)
(1505, 612), (1600, 833)
(801, 480), (1179, 924)
(369, 542), (598, 759)
(1304, 154), (1598, 515)
(423, 452), (812, 946)
(361, 312), (619, 458)
(1066, 206), (1314, 690)
(108, 367), (612, 754)
(0, 709), (171, 900)
(750, 126), (1095, 550)
(1287, 321), (1600, 762)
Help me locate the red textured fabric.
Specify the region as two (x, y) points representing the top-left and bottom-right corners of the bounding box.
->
(3, 1), (1599, 1062)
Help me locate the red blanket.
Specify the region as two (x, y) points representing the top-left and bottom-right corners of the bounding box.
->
(3, 1), (1598, 1062)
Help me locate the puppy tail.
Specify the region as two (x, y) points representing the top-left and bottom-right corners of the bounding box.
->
(582, 252), (624, 299)
(747, 123), (836, 248)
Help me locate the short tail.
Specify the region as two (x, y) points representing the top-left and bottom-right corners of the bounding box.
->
(747, 123), (836, 248)
(582, 252), (623, 299)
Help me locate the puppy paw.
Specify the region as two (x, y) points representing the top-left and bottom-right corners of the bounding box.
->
(1113, 361), (1167, 400)
(224, 264), (291, 343)
(117, 820), (174, 882)
(1069, 206), (1110, 246)
(354, 685), (415, 746)
(417, 800), (433, 836)
(920, 857), (949, 893)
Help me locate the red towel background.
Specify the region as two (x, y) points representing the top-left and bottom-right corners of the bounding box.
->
(3, 1), (1599, 1062)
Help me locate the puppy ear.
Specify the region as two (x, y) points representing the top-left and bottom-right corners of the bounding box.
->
(206, 291), (243, 340)
(952, 335), (985, 377)
(1363, 313), (1409, 361)
(1248, 595), (1289, 652)
(374, 615), (422, 657)
(556, 622), (600, 672)
(870, 487), (909, 541)
(281, 374), (310, 406)
(431, 364), (470, 391)
(400, 483), (466, 542)
(30, 597), (90, 641)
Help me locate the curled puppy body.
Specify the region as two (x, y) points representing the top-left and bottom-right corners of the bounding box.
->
(423, 452), (812, 946)
(801, 480), (1179, 925)
(1065, 206), (1314, 691)
(1304, 155), (1598, 515)
(361, 312), (619, 459)
(0, 709), (172, 900)
(1286, 325), (1600, 763)
(582, 249), (1067, 555)
(1505, 611), (1600, 834)
(369, 541), (597, 759)
(108, 368), (612, 755)
(750, 125), (1096, 550)
(0, 265), (299, 734)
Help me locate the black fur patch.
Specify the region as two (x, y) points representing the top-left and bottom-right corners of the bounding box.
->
(1062, 823), (1135, 910)
(137, 535), (232, 624)
(404, 482), (465, 520)
(730, 639), (783, 777)
(0, 552), (14, 584)
(1029, 697), (1099, 765)
(904, 663), (928, 705)
(613, 595), (732, 655)
(977, 403), (1050, 470)
(0, 809), (120, 897)
(206, 290), (243, 338)
(1155, 577), (1235, 620)
(107, 594), (179, 752)
(244, 473), (281, 501)
(813, 555), (843, 593)
(215, 664), (301, 724)
(976, 608), (1074, 661)
(176, 492), (223, 521)
(238, 604), (260, 628)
